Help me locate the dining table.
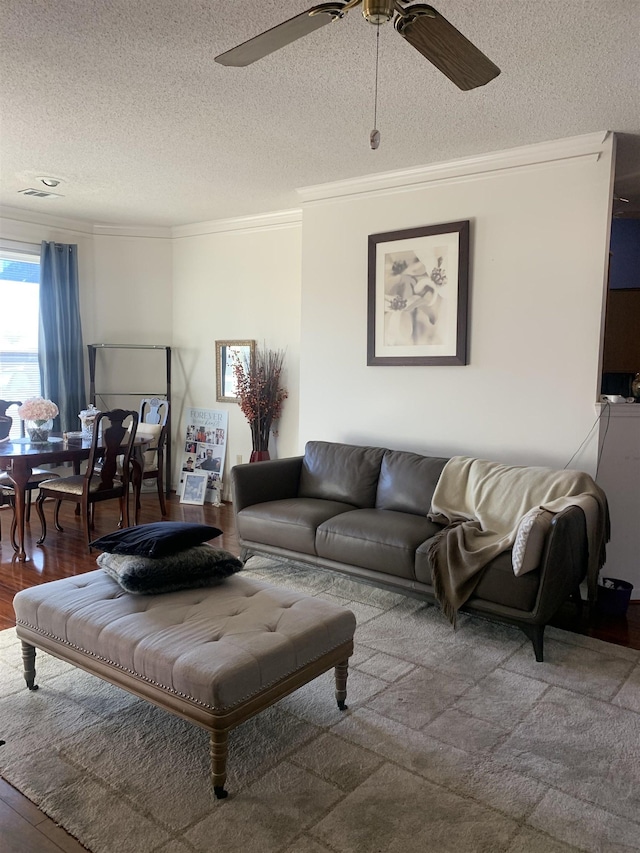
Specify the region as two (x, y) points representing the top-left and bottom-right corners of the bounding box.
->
(0, 433), (149, 561)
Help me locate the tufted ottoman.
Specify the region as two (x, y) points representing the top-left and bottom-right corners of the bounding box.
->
(13, 569), (356, 799)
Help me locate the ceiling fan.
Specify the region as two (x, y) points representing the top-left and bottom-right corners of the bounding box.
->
(215, 0), (500, 91)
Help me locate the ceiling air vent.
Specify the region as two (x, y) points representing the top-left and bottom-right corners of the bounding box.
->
(18, 187), (64, 199)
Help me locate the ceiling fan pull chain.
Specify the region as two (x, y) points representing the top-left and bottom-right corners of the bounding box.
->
(370, 22), (381, 149)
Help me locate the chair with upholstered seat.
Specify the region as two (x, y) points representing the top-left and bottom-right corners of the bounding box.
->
(35, 408), (139, 550)
(0, 399), (60, 549)
(134, 397), (170, 522)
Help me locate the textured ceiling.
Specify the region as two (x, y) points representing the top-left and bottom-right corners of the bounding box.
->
(1, 0), (639, 228)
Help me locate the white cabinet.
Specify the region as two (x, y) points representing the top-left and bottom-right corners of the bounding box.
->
(596, 405), (640, 598)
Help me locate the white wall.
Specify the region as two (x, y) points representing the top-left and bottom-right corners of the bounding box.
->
(92, 234), (172, 346)
(171, 216), (302, 493)
(298, 135), (615, 474)
(90, 234), (172, 409)
(596, 407), (640, 596)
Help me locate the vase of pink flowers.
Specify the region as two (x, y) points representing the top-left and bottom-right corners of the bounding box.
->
(18, 397), (59, 444)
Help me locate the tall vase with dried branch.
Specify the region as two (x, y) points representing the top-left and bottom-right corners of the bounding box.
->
(233, 347), (288, 462)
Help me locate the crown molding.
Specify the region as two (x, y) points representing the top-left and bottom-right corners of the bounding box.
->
(297, 132), (613, 204)
(0, 205), (96, 235)
(0, 204), (303, 239)
(171, 208), (302, 239)
(0, 205), (172, 238)
(92, 224), (171, 238)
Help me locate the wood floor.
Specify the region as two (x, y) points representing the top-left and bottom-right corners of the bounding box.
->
(1, 490), (638, 852)
(0, 492), (240, 631)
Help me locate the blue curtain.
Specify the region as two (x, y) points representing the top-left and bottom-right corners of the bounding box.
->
(38, 242), (86, 432)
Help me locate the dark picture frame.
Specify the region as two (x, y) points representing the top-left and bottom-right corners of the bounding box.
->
(367, 220), (470, 366)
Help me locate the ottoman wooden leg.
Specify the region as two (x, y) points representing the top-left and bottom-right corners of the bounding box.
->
(21, 641), (39, 691)
(210, 730), (229, 799)
(335, 659), (349, 710)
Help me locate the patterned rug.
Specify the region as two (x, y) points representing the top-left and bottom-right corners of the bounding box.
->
(1, 555), (639, 853)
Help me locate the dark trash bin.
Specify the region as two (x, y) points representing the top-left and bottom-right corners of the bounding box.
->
(596, 578), (634, 617)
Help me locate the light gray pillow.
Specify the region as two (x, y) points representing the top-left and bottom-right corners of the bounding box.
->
(97, 545), (243, 595)
(512, 507), (554, 576)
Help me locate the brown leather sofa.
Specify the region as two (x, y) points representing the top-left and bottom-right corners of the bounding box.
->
(231, 441), (590, 661)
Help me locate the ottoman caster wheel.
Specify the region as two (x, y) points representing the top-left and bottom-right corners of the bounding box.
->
(214, 786), (228, 800)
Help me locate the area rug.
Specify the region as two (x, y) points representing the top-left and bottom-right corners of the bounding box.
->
(1, 556), (640, 853)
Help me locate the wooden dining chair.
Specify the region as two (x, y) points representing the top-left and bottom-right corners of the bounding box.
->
(134, 397), (170, 522)
(0, 399), (61, 549)
(35, 408), (139, 550)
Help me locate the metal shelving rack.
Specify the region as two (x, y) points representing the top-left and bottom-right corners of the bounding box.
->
(88, 344), (172, 497)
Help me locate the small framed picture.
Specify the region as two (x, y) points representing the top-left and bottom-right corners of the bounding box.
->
(180, 470), (208, 505)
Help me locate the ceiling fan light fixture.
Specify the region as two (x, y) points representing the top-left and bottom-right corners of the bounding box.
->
(215, 1), (500, 90)
(362, 0), (394, 24)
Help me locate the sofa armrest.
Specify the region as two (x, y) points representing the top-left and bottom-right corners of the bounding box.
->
(533, 504), (589, 622)
(231, 456), (304, 512)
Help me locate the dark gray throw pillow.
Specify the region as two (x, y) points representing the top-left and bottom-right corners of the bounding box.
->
(90, 522), (223, 557)
(97, 545), (244, 595)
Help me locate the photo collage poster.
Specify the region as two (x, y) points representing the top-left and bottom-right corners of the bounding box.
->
(179, 408), (228, 505)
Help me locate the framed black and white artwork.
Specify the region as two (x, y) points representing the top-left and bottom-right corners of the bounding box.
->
(367, 220), (470, 366)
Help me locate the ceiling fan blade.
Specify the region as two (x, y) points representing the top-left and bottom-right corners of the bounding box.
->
(215, 3), (349, 67)
(395, 5), (500, 90)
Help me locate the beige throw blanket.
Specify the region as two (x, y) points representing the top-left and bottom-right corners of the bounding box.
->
(427, 456), (610, 623)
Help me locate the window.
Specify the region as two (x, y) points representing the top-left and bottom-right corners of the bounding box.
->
(0, 245), (41, 438)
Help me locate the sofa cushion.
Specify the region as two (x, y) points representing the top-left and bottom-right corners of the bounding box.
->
(316, 508), (442, 580)
(299, 441), (385, 508)
(376, 450), (449, 515)
(471, 551), (541, 610)
(414, 545), (540, 611)
(236, 498), (355, 555)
